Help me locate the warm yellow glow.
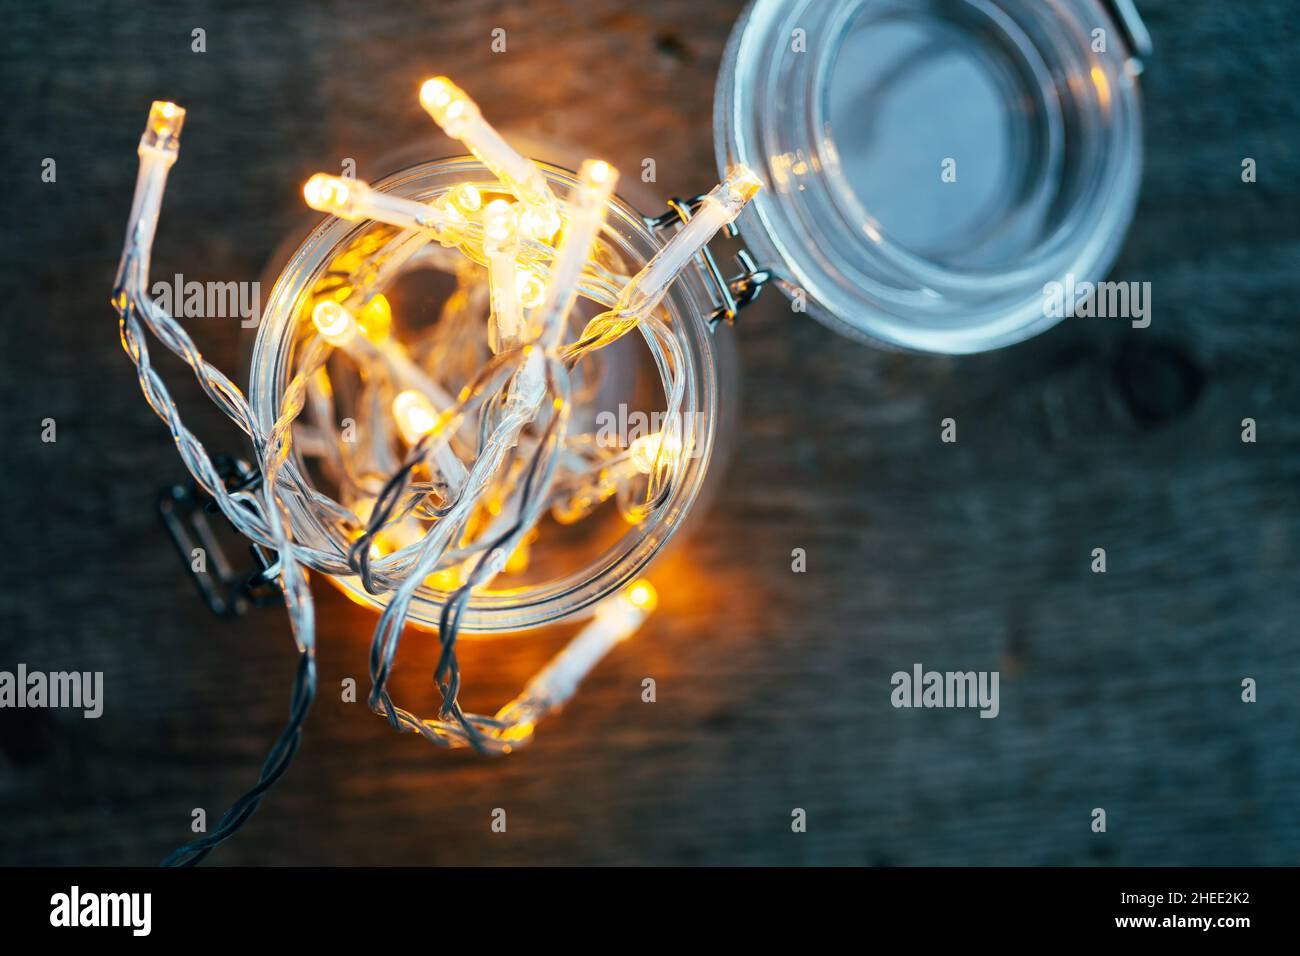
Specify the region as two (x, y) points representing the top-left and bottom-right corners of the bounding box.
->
(392, 389), (438, 444)
(626, 580), (658, 613)
(1090, 66), (1111, 109)
(516, 271), (545, 309)
(419, 76), (474, 130)
(303, 174), (351, 214)
(425, 566), (464, 591)
(503, 527), (539, 575)
(629, 430), (682, 474)
(419, 74), (562, 248)
(575, 158), (619, 211)
(312, 300), (356, 346)
(150, 101), (180, 131)
(432, 184), (482, 241)
(143, 100), (186, 149)
(357, 293), (392, 342)
(351, 498), (376, 525)
(724, 164), (763, 202)
(483, 198), (516, 246)
(518, 205), (562, 243)
(420, 77), (453, 109)
(448, 183), (481, 213)
(376, 520), (425, 553)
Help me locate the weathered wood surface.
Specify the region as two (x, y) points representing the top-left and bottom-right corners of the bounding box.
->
(1, 0), (1298, 865)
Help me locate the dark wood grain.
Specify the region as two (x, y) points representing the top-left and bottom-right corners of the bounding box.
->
(1, 0), (1298, 866)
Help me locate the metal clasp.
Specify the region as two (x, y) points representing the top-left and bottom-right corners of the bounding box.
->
(1104, 0), (1153, 73)
(646, 195), (771, 329)
(157, 454), (281, 617)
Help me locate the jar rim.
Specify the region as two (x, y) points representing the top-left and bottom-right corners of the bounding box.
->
(251, 157), (721, 635)
(714, 0), (1147, 353)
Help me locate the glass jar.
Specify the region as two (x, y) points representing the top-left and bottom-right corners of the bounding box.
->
(715, 0), (1148, 352)
(252, 158), (731, 636)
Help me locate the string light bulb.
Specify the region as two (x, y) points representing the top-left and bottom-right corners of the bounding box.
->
(419, 75), (563, 240)
(568, 164), (760, 357)
(443, 182), (482, 214)
(142, 100), (185, 153)
(303, 173), (451, 235)
(312, 299), (358, 346)
(392, 388), (440, 445)
(531, 158), (619, 349)
(482, 198), (524, 353)
(356, 293), (393, 342)
(629, 430), (682, 475)
(493, 580), (658, 747)
(620, 166), (759, 318)
(626, 579), (658, 613)
(516, 270), (546, 309)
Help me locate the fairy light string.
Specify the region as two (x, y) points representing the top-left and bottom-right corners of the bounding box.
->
(111, 80), (761, 862)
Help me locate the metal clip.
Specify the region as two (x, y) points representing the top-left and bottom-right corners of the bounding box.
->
(1104, 0), (1153, 73)
(646, 195), (771, 328)
(157, 455), (281, 617)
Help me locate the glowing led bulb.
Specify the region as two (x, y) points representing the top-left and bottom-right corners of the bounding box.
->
(587, 159), (615, 186)
(445, 183), (481, 213)
(418, 77), (471, 132)
(531, 158), (619, 349)
(718, 164), (763, 207)
(625, 580), (658, 613)
(518, 205), (562, 243)
(483, 198), (516, 247)
(502, 576), (658, 739)
(516, 270), (545, 309)
(312, 299), (358, 346)
(357, 293), (392, 342)
(622, 164), (761, 313)
(570, 165), (763, 355)
(141, 100), (186, 153)
(392, 389), (440, 445)
(303, 173), (450, 234)
(629, 430), (682, 474)
(419, 76), (561, 239)
(303, 174), (355, 216)
(116, 102), (189, 295)
(431, 184), (483, 245)
(483, 199), (524, 353)
(599, 578), (657, 628)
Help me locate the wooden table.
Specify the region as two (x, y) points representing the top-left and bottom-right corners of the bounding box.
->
(2, 0), (1298, 865)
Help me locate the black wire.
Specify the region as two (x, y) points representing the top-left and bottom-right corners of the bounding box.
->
(160, 650), (317, 866)
(429, 366), (567, 752)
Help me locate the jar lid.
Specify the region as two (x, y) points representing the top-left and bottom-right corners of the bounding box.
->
(713, 0), (1148, 353)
